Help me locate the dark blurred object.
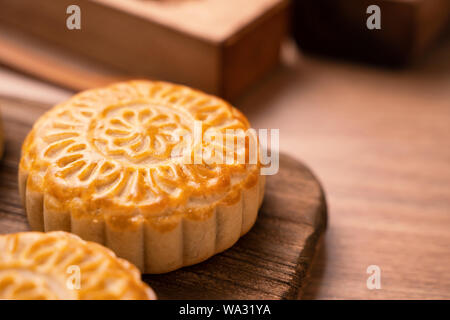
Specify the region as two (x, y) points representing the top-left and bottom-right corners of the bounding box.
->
(292, 0), (450, 66)
(0, 0), (289, 100)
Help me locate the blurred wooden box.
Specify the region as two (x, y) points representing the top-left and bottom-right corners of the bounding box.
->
(292, 0), (450, 66)
(0, 0), (289, 99)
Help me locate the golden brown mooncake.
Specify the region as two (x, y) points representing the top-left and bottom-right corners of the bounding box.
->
(0, 231), (156, 300)
(19, 80), (265, 274)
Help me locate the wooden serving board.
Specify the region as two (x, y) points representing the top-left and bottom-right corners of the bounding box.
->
(0, 96), (327, 300)
(0, 0), (289, 100)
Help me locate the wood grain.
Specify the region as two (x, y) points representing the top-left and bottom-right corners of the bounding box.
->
(0, 28), (128, 92)
(0, 95), (327, 300)
(0, 0), (289, 99)
(236, 39), (450, 299)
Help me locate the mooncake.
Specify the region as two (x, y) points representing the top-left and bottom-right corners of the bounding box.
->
(0, 231), (156, 299)
(19, 80), (265, 273)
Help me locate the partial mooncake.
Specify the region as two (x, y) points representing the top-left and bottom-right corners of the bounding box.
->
(19, 80), (265, 273)
(0, 232), (156, 299)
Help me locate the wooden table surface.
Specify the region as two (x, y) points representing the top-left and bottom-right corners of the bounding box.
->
(0, 35), (449, 299)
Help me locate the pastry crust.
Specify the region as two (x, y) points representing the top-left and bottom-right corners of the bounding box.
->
(19, 80), (265, 273)
(0, 231), (156, 300)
